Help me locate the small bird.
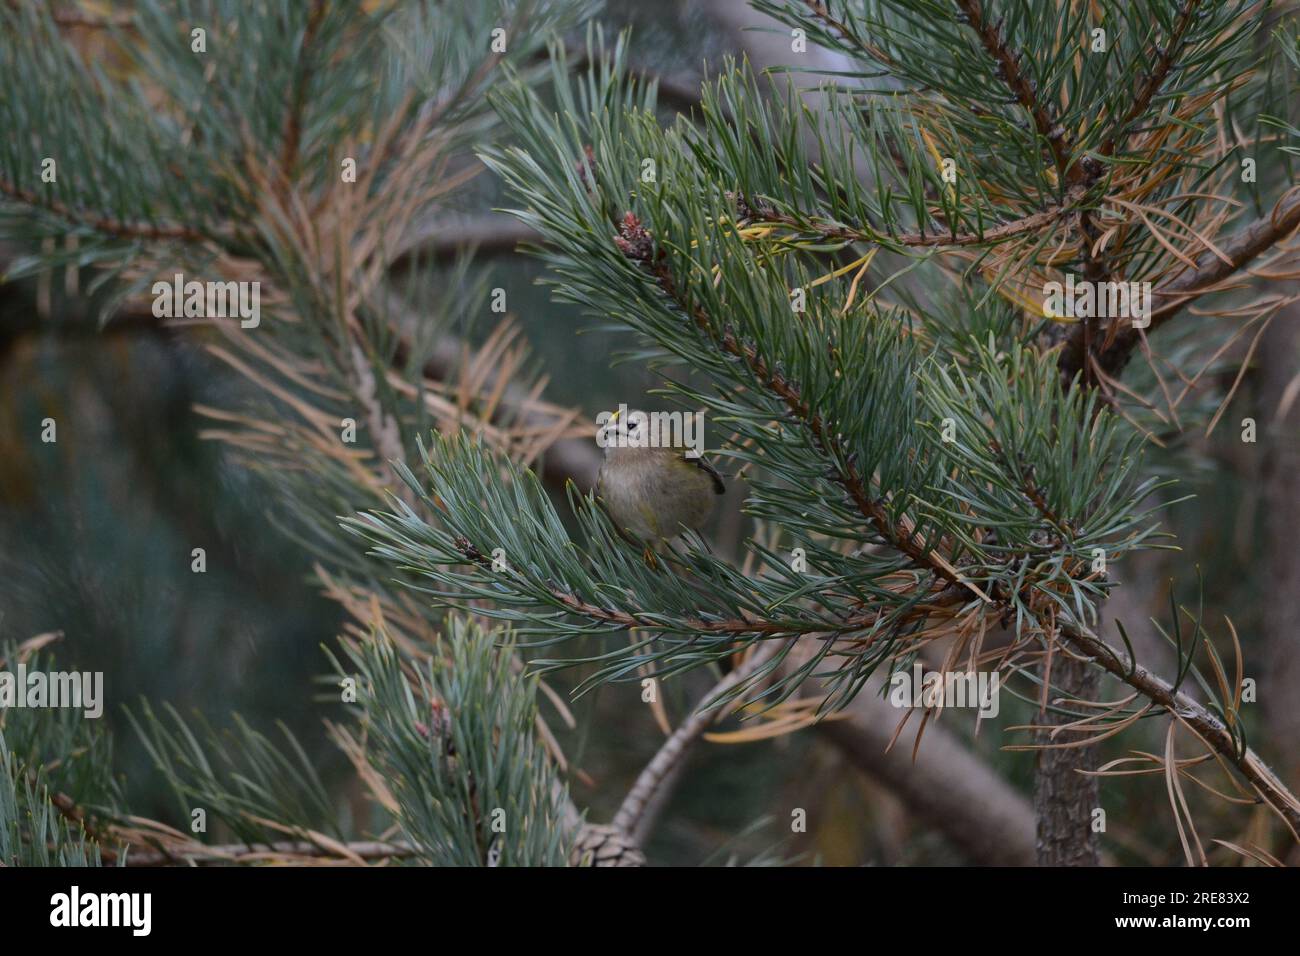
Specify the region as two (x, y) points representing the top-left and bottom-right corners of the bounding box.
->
(596, 410), (725, 564)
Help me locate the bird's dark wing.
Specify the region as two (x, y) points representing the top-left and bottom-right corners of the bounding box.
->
(682, 452), (725, 495)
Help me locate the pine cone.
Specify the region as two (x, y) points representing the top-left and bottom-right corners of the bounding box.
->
(570, 824), (645, 867)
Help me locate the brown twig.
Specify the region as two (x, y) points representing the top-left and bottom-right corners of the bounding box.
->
(1055, 1), (1289, 388)
(1058, 187), (1300, 383)
(452, 533), (897, 639)
(799, 0), (900, 68)
(1076, 0), (1202, 385)
(953, 0), (1077, 184)
(610, 640), (785, 839)
(990, 438), (1076, 543)
(0, 177), (207, 244)
(1061, 621), (1300, 835)
(1099, 1), (1205, 159)
(121, 839), (417, 867)
(744, 187), (1085, 249)
(48, 791), (111, 849)
(3, 1), (137, 29)
(278, 0), (327, 191)
(1075, 166), (1110, 386)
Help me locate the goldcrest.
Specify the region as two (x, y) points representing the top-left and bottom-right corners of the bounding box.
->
(595, 410), (725, 545)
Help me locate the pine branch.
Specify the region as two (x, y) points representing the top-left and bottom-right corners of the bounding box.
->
(798, 0), (899, 67)
(0, 242), (597, 497)
(1077, 0), (1204, 388)
(997, 443), (1075, 543)
(0, 177), (207, 244)
(121, 839), (417, 867)
(1060, 620), (1300, 834)
(451, 528), (892, 638)
(346, 619), (576, 866)
(14, 1), (137, 29)
(0, 640), (120, 867)
(1058, 187), (1300, 382)
(1099, 0), (1205, 159)
(616, 217), (967, 593)
(953, 0), (1077, 183)
(48, 791), (106, 847)
(471, 6), (1300, 857)
(743, 185), (1087, 248)
(278, 0), (327, 191)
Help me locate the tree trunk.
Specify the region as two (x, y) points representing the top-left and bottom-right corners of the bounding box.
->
(1033, 653), (1101, 865)
(1258, 302), (1300, 793)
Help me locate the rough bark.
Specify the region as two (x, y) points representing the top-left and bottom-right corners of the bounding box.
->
(1257, 300), (1300, 792)
(1033, 653), (1101, 866)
